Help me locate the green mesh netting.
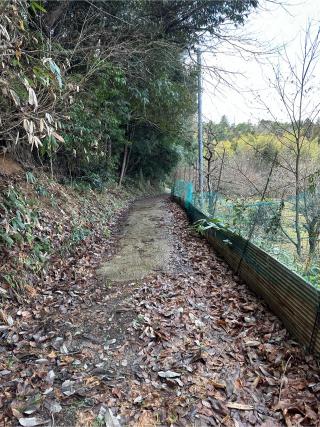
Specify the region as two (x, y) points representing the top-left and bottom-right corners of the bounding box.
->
(172, 179), (319, 287)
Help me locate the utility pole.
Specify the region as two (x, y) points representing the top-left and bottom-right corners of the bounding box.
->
(197, 48), (204, 207)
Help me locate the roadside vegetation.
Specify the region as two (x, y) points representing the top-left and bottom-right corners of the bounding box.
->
(0, 162), (147, 299)
(178, 113), (320, 285)
(176, 23), (320, 286)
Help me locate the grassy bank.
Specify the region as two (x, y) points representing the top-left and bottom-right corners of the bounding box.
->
(0, 157), (155, 302)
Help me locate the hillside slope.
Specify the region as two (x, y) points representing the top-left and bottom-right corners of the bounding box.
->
(0, 155), (149, 301)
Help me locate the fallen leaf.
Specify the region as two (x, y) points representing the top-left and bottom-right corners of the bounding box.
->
(135, 411), (157, 427)
(44, 400), (62, 414)
(211, 379), (226, 389)
(104, 407), (121, 427)
(158, 370), (181, 379)
(245, 340), (260, 347)
(61, 379), (76, 396)
(226, 402), (254, 410)
(19, 418), (48, 427)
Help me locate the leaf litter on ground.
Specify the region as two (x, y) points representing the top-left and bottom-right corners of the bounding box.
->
(0, 196), (319, 426)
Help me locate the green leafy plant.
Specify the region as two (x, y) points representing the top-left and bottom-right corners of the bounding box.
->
(36, 185), (49, 197)
(193, 217), (230, 236)
(30, 1), (47, 13)
(26, 171), (36, 184)
(0, 186), (39, 248)
(70, 226), (91, 244)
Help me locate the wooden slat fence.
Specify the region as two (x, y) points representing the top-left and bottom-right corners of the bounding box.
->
(173, 195), (320, 355)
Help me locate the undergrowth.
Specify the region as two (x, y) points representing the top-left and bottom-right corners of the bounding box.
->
(0, 170), (152, 299)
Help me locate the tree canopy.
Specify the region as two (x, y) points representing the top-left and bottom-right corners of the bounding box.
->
(1, 0), (258, 184)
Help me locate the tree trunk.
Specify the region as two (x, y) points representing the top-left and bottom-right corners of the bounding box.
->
(307, 220), (319, 259)
(123, 144), (132, 178)
(211, 148), (225, 216)
(294, 147), (302, 256)
(304, 224), (318, 274)
(118, 144), (128, 186)
(308, 234), (317, 258)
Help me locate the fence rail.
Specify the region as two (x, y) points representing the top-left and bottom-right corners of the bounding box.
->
(172, 181), (320, 355)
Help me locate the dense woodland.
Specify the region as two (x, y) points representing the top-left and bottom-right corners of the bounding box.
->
(1, 0), (257, 186)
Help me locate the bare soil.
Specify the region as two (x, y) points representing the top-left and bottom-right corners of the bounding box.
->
(99, 197), (175, 282)
(0, 154), (23, 176)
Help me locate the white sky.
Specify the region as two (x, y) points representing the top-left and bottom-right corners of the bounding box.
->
(202, 0), (320, 124)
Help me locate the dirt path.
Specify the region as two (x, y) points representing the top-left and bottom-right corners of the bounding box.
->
(1, 197), (319, 426)
(99, 198), (175, 282)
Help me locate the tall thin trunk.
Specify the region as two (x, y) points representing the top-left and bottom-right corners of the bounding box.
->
(118, 144), (128, 186)
(304, 224), (318, 274)
(207, 157), (211, 193)
(236, 152), (278, 274)
(211, 148), (225, 216)
(295, 146), (302, 256)
(308, 234), (317, 258)
(307, 219), (319, 259)
(123, 144), (132, 179)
